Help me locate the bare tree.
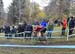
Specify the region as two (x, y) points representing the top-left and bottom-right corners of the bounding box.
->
(44, 0), (70, 19)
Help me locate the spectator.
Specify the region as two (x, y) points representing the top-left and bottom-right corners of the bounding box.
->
(25, 24), (33, 37)
(54, 19), (58, 24)
(17, 23), (24, 37)
(69, 16), (75, 35)
(57, 18), (61, 26)
(11, 26), (16, 37)
(11, 26), (16, 33)
(47, 19), (54, 38)
(4, 25), (11, 38)
(61, 18), (67, 36)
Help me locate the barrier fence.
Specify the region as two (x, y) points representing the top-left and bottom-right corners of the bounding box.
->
(0, 28), (75, 40)
(67, 28), (75, 40)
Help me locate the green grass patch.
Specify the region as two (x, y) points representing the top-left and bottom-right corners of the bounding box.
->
(0, 48), (75, 54)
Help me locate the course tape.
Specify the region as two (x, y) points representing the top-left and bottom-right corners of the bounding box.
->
(0, 44), (75, 48)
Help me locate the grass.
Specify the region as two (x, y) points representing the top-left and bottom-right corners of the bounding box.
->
(0, 48), (75, 54)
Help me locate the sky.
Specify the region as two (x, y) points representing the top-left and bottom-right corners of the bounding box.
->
(31, 0), (50, 7)
(3, 0), (12, 11)
(31, 0), (50, 10)
(3, 0), (50, 11)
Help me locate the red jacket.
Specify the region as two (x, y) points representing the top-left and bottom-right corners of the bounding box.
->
(34, 25), (42, 32)
(62, 18), (67, 29)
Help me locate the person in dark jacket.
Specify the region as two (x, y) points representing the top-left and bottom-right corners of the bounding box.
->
(54, 19), (58, 24)
(11, 26), (16, 37)
(4, 25), (11, 38)
(25, 24), (33, 37)
(17, 23), (24, 37)
(69, 16), (75, 35)
(11, 26), (16, 33)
